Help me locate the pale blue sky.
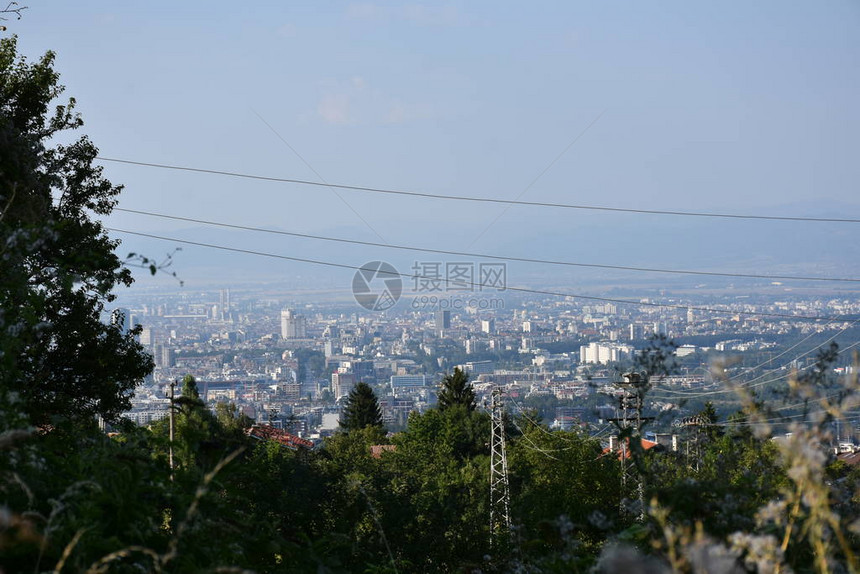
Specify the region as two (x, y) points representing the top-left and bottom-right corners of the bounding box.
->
(10, 2), (860, 285)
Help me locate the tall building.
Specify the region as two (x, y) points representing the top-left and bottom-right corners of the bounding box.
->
(220, 288), (231, 321)
(579, 341), (634, 365)
(324, 340), (336, 358)
(139, 326), (153, 346)
(481, 318), (495, 334)
(466, 338), (488, 354)
(154, 344), (175, 368)
(349, 360), (375, 381)
(332, 372), (356, 399)
(280, 308), (307, 339)
(462, 360), (494, 375)
(435, 310), (451, 334)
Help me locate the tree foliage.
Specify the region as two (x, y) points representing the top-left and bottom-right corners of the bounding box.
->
(509, 423), (621, 568)
(0, 35), (152, 427)
(437, 366), (476, 412)
(339, 381), (384, 432)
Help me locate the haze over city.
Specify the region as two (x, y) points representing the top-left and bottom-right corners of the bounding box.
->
(13, 1), (860, 290)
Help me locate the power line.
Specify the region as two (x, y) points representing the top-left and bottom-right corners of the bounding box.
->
(650, 339), (860, 400)
(721, 322), (860, 388)
(504, 394), (617, 448)
(507, 395), (568, 437)
(468, 109), (606, 248)
(652, 346), (846, 399)
(648, 324), (850, 400)
(97, 156), (860, 224)
(651, 371), (791, 399)
(509, 417), (561, 461)
(107, 227), (846, 321)
(250, 108), (390, 245)
(114, 207), (860, 284)
(721, 319), (858, 384)
(651, 319), (860, 399)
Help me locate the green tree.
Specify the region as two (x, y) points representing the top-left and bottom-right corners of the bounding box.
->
(699, 400), (718, 424)
(646, 420), (787, 538)
(508, 424), (621, 568)
(369, 406), (490, 570)
(0, 423), (173, 572)
(214, 401), (252, 432)
(0, 35), (152, 427)
(340, 381), (384, 432)
(181, 374), (201, 400)
(438, 367), (476, 412)
(150, 375), (229, 475)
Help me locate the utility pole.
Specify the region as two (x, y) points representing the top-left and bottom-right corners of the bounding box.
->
(169, 378), (176, 482)
(608, 372), (652, 521)
(489, 387), (511, 546)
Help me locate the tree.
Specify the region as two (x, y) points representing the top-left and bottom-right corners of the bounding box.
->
(0, 36), (152, 427)
(181, 373), (202, 403)
(509, 425), (621, 568)
(339, 382), (384, 432)
(438, 367), (476, 412)
(699, 401), (718, 424)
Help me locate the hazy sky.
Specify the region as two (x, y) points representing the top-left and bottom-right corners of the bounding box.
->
(10, 2), (860, 287)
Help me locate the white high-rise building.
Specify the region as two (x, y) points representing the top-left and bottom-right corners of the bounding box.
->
(481, 318), (495, 334)
(332, 372), (356, 399)
(579, 341), (634, 365)
(280, 308), (307, 339)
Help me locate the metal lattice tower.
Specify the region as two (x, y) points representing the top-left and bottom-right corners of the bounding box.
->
(673, 414), (712, 471)
(489, 387), (511, 544)
(608, 372), (652, 520)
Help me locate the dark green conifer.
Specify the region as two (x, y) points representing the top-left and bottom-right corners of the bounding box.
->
(339, 382), (384, 432)
(438, 367), (476, 412)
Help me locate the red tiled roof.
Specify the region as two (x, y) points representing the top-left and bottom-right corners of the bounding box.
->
(838, 451), (860, 465)
(602, 438), (661, 460)
(246, 425), (313, 450)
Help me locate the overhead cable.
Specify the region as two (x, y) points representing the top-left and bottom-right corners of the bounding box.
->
(650, 340), (860, 400)
(107, 227), (845, 321)
(97, 157), (860, 224)
(114, 207), (860, 283)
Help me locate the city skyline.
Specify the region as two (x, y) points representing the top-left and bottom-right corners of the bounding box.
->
(121, 284), (860, 439)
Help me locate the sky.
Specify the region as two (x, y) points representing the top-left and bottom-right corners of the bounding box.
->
(8, 1), (860, 291)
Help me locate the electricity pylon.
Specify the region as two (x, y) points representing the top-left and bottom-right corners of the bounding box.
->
(608, 372), (652, 520)
(489, 387), (511, 545)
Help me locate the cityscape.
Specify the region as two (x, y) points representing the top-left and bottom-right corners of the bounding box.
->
(118, 279), (860, 445)
(4, 2), (860, 571)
